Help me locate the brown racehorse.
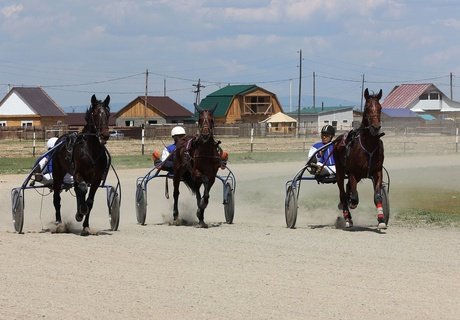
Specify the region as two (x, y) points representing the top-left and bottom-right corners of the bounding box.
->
(172, 104), (220, 228)
(334, 88), (386, 229)
(52, 94), (111, 236)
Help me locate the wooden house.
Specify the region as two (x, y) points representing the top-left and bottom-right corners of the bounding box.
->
(198, 85), (284, 124)
(115, 96), (194, 127)
(0, 87), (66, 127)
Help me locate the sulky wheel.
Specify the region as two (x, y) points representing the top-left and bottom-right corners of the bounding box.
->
(135, 183), (147, 225)
(223, 183), (235, 224)
(381, 185), (390, 225)
(11, 188), (24, 233)
(285, 186), (298, 229)
(107, 186), (120, 231)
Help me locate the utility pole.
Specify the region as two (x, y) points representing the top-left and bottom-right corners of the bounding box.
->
(144, 69), (149, 126)
(360, 74), (365, 112)
(313, 71), (316, 109)
(193, 78), (205, 112)
(297, 49), (302, 137)
(450, 72), (453, 100)
(142, 68), (148, 155)
(164, 78), (166, 97)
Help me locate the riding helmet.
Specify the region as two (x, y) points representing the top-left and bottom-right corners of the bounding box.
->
(321, 125), (335, 136)
(46, 137), (58, 150)
(171, 126), (186, 137)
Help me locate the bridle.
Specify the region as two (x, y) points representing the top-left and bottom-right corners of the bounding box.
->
(198, 110), (214, 143)
(86, 103), (110, 144)
(362, 98), (382, 136)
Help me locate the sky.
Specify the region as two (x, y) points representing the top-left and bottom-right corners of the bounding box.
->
(1, 0), (460, 112)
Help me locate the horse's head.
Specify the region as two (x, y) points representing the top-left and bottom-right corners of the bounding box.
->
(195, 103), (216, 143)
(86, 94), (111, 144)
(363, 88), (383, 136)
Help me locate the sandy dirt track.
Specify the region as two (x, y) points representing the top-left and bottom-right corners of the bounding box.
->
(0, 154), (459, 319)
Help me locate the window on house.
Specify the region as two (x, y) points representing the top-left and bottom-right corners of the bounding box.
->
(420, 94), (428, 100)
(0, 121), (6, 127)
(21, 121), (33, 127)
(148, 120), (157, 125)
(343, 120), (348, 123)
(244, 95), (272, 114)
(429, 93), (440, 100)
(125, 120), (134, 126)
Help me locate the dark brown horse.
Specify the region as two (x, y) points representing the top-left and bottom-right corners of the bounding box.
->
(334, 88), (386, 229)
(52, 95), (111, 235)
(172, 104), (220, 228)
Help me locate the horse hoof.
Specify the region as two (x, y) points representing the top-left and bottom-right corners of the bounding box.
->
(197, 221), (208, 228)
(75, 213), (84, 222)
(80, 228), (91, 236)
(377, 222), (387, 230)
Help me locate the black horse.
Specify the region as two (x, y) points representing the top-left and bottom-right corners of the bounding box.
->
(334, 88), (386, 229)
(52, 94), (111, 235)
(172, 105), (221, 228)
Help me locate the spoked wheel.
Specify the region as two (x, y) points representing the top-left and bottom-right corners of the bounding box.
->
(381, 185), (390, 225)
(285, 186), (298, 229)
(11, 188), (24, 233)
(107, 186), (120, 231)
(223, 183), (235, 224)
(135, 183), (147, 225)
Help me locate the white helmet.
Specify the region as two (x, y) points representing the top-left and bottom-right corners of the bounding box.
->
(47, 137), (58, 150)
(171, 126), (186, 137)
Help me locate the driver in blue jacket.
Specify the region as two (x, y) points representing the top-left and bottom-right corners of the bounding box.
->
(152, 126), (187, 173)
(308, 125), (336, 176)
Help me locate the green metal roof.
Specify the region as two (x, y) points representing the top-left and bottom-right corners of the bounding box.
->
(287, 106), (354, 115)
(198, 84), (258, 117)
(208, 84), (257, 97)
(199, 96), (233, 117)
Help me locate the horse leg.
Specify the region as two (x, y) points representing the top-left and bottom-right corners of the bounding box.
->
(337, 175), (353, 228)
(347, 176), (359, 209)
(75, 181), (88, 222)
(373, 171), (386, 229)
(52, 170), (65, 225)
(80, 183), (98, 236)
(196, 178), (213, 228)
(194, 187), (207, 228)
(172, 176), (181, 222)
(53, 185), (62, 224)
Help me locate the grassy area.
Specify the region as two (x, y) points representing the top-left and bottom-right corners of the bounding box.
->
(395, 209), (460, 227)
(0, 151), (307, 174)
(0, 157), (37, 174)
(391, 187), (460, 227)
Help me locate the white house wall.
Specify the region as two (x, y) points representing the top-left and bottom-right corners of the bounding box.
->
(317, 109), (353, 131)
(0, 92), (35, 115)
(411, 96), (460, 112)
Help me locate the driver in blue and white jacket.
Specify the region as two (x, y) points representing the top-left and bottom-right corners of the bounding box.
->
(308, 125), (336, 176)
